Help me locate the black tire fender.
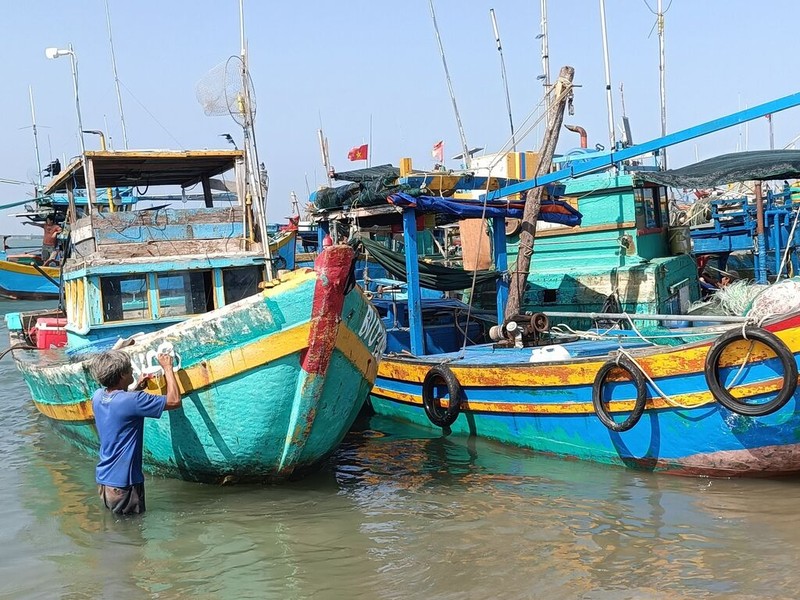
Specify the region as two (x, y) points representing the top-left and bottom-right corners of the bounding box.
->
(592, 354), (648, 432)
(422, 364), (462, 428)
(704, 326), (798, 417)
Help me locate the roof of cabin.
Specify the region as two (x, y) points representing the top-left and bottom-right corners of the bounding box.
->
(43, 149), (244, 194)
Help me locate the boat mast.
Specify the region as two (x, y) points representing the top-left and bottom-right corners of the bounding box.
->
(657, 0), (667, 167)
(238, 0), (273, 277)
(599, 0), (616, 148)
(317, 129), (332, 186)
(104, 0), (128, 149)
(428, 0), (471, 167)
(539, 0), (551, 130)
(504, 66), (574, 322)
(490, 9), (516, 151)
(28, 86), (43, 193)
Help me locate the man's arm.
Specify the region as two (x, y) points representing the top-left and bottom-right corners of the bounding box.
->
(157, 354), (182, 410)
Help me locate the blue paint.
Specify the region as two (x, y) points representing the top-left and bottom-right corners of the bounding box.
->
(402, 208), (424, 355)
(492, 217), (508, 323)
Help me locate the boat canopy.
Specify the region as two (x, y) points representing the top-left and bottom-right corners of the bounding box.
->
(387, 192), (583, 226)
(43, 149), (244, 194)
(355, 236), (500, 291)
(333, 164), (400, 183)
(636, 150), (800, 188)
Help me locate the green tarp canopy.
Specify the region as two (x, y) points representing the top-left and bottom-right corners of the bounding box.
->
(312, 164), (415, 211)
(355, 236), (500, 291)
(636, 150), (800, 188)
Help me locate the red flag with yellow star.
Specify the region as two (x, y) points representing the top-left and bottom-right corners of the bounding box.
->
(347, 144), (368, 161)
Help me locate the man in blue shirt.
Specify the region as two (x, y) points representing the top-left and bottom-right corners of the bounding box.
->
(89, 349), (182, 515)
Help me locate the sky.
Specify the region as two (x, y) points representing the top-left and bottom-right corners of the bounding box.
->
(1, 1), (799, 234)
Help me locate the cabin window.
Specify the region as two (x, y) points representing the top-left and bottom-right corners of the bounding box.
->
(223, 266), (263, 304)
(156, 270), (215, 317)
(543, 289), (558, 303)
(101, 275), (149, 321)
(635, 187), (662, 230)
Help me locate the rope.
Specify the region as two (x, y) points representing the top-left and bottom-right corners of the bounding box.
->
(776, 203), (800, 282)
(0, 343), (38, 360)
(614, 347), (695, 409)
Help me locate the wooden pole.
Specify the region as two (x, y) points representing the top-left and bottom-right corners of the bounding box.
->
(504, 65), (574, 322)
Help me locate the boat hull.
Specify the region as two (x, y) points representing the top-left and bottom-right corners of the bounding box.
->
(11, 246), (386, 483)
(0, 260), (60, 300)
(370, 314), (800, 477)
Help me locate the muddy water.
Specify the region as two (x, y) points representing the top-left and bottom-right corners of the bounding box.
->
(2, 300), (799, 599)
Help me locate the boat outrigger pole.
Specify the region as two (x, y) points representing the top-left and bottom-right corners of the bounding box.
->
(485, 90), (800, 202)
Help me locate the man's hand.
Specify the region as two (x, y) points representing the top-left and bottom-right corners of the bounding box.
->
(157, 352), (182, 411)
(134, 374), (152, 391)
(157, 353), (174, 371)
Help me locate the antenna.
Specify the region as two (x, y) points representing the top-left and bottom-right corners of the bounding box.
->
(489, 9), (516, 151)
(538, 0), (551, 129)
(599, 0), (616, 148)
(104, 0), (128, 148)
(28, 86), (43, 191)
(428, 0), (471, 167)
(657, 0), (667, 167)
(239, 0), (273, 279)
(318, 129), (332, 185)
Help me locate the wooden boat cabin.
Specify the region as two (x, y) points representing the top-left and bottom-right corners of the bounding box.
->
(36, 150), (281, 348)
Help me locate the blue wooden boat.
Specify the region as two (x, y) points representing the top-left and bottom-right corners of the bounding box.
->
(0, 260), (61, 300)
(321, 71), (800, 476)
(5, 149), (387, 483)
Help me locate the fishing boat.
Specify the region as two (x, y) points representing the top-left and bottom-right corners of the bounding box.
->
(322, 67), (800, 476)
(4, 149), (386, 483)
(0, 187), (139, 301)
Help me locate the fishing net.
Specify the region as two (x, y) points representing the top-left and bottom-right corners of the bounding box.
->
(746, 278), (800, 322)
(195, 56), (256, 126)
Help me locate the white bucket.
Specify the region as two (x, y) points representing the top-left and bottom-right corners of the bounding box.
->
(529, 344), (572, 363)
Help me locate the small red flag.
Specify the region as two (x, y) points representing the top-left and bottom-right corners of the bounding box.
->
(432, 140), (444, 163)
(347, 144), (368, 161)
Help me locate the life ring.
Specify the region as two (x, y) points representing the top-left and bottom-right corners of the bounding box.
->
(592, 354), (648, 432)
(422, 364), (462, 428)
(704, 326), (798, 416)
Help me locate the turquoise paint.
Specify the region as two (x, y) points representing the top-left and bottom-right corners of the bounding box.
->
(64, 255), (263, 280)
(500, 171), (699, 325)
(95, 222), (244, 244)
(15, 272), (385, 483)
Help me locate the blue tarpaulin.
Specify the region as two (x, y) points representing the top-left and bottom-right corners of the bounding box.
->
(388, 192), (582, 227)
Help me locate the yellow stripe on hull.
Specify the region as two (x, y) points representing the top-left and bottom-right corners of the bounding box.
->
(33, 320), (375, 422)
(0, 260), (60, 277)
(378, 326), (800, 388)
(373, 374), (792, 415)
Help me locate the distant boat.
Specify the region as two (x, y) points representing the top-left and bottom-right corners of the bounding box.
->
(5, 149), (386, 483)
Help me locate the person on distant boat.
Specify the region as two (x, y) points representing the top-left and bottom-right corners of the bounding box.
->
(699, 268), (720, 299)
(720, 269), (740, 287)
(89, 349), (182, 515)
(24, 215), (62, 262)
(43, 247), (64, 267)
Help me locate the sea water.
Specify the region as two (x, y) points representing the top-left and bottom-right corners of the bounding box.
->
(2, 299), (800, 599)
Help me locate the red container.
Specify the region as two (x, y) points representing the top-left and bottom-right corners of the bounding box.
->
(35, 317), (68, 349)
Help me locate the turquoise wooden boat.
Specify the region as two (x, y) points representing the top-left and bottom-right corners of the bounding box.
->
(5, 149), (387, 483)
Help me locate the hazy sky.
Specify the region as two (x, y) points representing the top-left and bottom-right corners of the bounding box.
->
(1, 1), (798, 234)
